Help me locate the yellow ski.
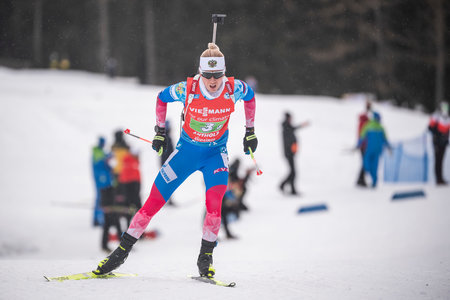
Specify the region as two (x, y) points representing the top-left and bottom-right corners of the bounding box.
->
(44, 271), (137, 282)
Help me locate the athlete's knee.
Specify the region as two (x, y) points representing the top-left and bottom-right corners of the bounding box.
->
(205, 185), (227, 213)
(140, 183), (166, 217)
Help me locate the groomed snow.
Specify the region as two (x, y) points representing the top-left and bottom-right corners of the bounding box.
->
(0, 67), (449, 300)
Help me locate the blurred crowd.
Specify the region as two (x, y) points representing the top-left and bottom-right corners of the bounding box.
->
(91, 130), (258, 248)
(91, 100), (449, 250)
(92, 130), (142, 252)
(279, 98), (449, 194)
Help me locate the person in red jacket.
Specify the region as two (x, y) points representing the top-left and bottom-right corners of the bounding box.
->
(118, 150), (142, 225)
(428, 102), (450, 185)
(356, 100), (372, 187)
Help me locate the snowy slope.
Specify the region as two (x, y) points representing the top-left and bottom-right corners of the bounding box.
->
(0, 67), (449, 300)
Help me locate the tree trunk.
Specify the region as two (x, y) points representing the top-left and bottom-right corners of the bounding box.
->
(98, 0), (110, 72)
(33, 0), (43, 67)
(143, 0), (157, 84)
(433, 0), (445, 108)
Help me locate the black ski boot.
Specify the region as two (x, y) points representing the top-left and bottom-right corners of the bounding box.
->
(93, 232), (137, 275)
(197, 239), (217, 278)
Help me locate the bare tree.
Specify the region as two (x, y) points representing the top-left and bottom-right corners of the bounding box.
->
(143, 0), (157, 84)
(431, 0), (445, 107)
(98, 0), (110, 71)
(32, 0), (43, 67)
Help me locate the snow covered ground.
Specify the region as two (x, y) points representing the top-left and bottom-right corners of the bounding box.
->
(0, 67), (449, 300)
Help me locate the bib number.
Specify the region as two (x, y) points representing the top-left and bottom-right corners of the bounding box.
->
(190, 119), (226, 134)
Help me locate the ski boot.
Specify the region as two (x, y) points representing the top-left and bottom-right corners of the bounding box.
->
(197, 239), (217, 278)
(93, 232), (137, 275)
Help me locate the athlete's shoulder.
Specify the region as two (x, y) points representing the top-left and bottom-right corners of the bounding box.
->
(159, 81), (187, 103)
(232, 78), (255, 102)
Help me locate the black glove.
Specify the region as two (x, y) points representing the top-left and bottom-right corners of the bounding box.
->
(152, 125), (167, 156)
(243, 127), (258, 154)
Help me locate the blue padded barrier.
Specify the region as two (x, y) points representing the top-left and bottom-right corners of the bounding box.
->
(297, 204), (328, 214)
(391, 190), (425, 201)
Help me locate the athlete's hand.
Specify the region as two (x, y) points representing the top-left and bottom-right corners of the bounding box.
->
(152, 126), (167, 156)
(243, 127), (258, 154)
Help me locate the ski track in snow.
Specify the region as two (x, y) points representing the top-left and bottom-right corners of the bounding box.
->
(0, 67), (449, 300)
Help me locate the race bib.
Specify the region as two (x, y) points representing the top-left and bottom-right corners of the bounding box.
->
(189, 118), (227, 134)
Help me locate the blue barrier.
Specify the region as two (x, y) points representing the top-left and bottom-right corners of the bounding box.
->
(391, 190), (426, 201)
(297, 204), (328, 214)
(384, 133), (429, 183)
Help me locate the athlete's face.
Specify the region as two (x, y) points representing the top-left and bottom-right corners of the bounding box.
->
(201, 72), (224, 93)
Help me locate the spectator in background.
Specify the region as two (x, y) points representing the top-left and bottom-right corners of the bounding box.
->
(100, 181), (123, 252)
(228, 158), (252, 212)
(118, 150), (142, 226)
(357, 112), (392, 188)
(91, 136), (122, 251)
(160, 120), (176, 206)
(111, 130), (130, 184)
(356, 100), (372, 187)
(92, 136), (109, 226)
(105, 57), (117, 79)
(220, 159), (253, 240)
(279, 112), (310, 195)
(109, 130), (131, 229)
(220, 181), (240, 240)
(428, 102), (450, 185)
(49, 51), (59, 69)
(59, 55), (71, 70)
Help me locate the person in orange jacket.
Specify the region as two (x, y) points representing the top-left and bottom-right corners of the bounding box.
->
(118, 150), (142, 225)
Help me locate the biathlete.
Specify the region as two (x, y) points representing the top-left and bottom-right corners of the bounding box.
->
(93, 43), (258, 278)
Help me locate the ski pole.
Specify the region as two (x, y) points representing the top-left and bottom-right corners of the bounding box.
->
(248, 147), (263, 176)
(123, 128), (164, 156)
(211, 14), (226, 44)
(123, 128), (153, 144)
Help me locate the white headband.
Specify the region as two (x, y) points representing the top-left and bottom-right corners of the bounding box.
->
(199, 57), (226, 73)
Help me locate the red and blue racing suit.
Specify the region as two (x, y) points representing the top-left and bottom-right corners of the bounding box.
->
(127, 76), (255, 242)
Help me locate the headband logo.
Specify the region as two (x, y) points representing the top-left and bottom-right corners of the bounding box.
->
(208, 60), (217, 68)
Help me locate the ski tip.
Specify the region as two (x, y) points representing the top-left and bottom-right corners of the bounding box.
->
(189, 275), (236, 287)
(116, 272), (138, 277)
(43, 275), (50, 282)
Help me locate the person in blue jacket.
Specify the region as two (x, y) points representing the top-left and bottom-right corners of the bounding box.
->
(357, 112), (391, 188)
(92, 136), (123, 251)
(92, 136), (110, 226)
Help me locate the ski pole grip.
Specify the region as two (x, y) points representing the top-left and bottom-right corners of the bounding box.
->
(211, 14), (226, 44)
(212, 14), (226, 24)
